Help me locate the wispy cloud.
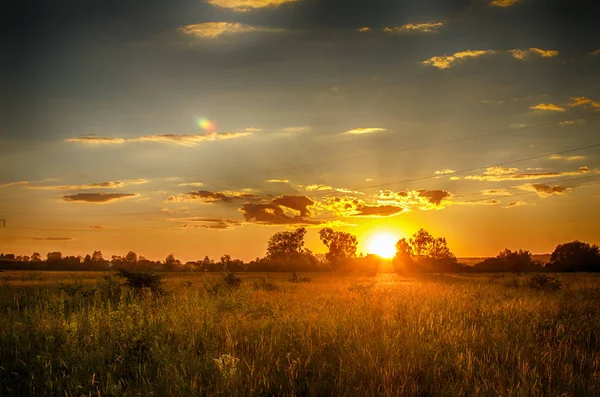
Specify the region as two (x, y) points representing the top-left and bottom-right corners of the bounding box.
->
(284, 126), (311, 133)
(422, 50), (496, 69)
(464, 166), (593, 181)
(510, 48), (559, 60)
(520, 184), (568, 197)
(265, 179), (289, 183)
(205, 0), (299, 12)
(180, 22), (282, 38)
(343, 127), (386, 135)
(482, 189), (512, 196)
(435, 169), (456, 175)
(567, 97), (600, 110)
(559, 119), (586, 126)
(178, 182), (204, 187)
(30, 181), (125, 191)
(384, 22), (444, 33)
(64, 136), (126, 144)
(170, 217), (243, 230)
(0, 181), (29, 188)
(530, 103), (565, 112)
(550, 155), (587, 161)
(506, 201), (527, 208)
(66, 130), (255, 147)
(167, 189), (258, 204)
(62, 193), (139, 203)
(489, 0), (521, 7)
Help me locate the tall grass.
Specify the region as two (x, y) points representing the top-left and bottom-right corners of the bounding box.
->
(1, 272), (599, 396)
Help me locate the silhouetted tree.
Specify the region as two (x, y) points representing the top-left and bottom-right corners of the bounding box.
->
(267, 228), (308, 261)
(474, 249), (542, 273)
(318, 227), (358, 269)
(546, 241), (600, 272)
(163, 253), (181, 271)
(393, 229), (464, 273)
(392, 238), (415, 273)
(31, 252), (42, 262)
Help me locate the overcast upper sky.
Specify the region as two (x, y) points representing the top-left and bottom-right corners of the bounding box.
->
(1, 0), (600, 261)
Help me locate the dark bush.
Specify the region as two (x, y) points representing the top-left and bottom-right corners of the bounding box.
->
(527, 274), (562, 291)
(117, 268), (164, 295)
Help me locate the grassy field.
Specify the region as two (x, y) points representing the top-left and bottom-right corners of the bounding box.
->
(1, 271), (599, 396)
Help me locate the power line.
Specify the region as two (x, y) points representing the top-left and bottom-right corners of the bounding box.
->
(2, 141), (599, 218)
(199, 113), (600, 184)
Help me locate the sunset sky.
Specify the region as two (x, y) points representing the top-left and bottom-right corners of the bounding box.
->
(2, 0), (600, 262)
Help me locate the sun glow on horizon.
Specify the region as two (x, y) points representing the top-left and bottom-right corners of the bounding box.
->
(366, 233), (398, 258)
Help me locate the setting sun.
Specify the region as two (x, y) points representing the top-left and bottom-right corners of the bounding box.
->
(366, 233), (398, 258)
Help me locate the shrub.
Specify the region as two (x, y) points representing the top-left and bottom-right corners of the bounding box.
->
(222, 267), (242, 288)
(252, 278), (280, 292)
(117, 268), (164, 295)
(527, 274), (563, 291)
(488, 274), (505, 283)
(289, 271), (311, 283)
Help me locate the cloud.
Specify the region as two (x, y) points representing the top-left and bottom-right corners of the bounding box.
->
(178, 182), (204, 187)
(530, 103), (565, 112)
(240, 195), (319, 225)
(489, 0), (521, 6)
(265, 179), (289, 183)
(591, 49), (600, 56)
(62, 193), (139, 203)
(559, 119), (586, 126)
(305, 184), (333, 191)
(325, 197), (405, 218)
(383, 22), (444, 33)
(343, 127), (386, 135)
(0, 181), (29, 188)
(417, 190), (451, 205)
(550, 155), (587, 161)
(506, 201), (527, 208)
(66, 130), (255, 147)
(435, 169), (455, 175)
(481, 189), (511, 196)
(32, 237), (73, 241)
(422, 50), (496, 69)
(521, 183), (568, 196)
(464, 166), (592, 181)
(205, 0), (299, 12)
(64, 136), (126, 144)
(510, 48), (559, 60)
(357, 27), (371, 32)
(167, 189), (258, 204)
(284, 126), (311, 133)
(89, 225), (105, 229)
(567, 97), (600, 110)
(180, 22), (282, 38)
(170, 217), (243, 230)
(30, 181), (125, 191)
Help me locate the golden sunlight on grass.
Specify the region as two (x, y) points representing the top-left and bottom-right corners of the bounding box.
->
(366, 232), (398, 258)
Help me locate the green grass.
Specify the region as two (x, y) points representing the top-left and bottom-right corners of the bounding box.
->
(1, 271), (600, 396)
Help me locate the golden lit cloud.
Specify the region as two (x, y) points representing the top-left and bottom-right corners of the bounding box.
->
(0, 181), (29, 188)
(265, 179), (289, 183)
(30, 181), (125, 191)
(357, 27), (371, 32)
(530, 103), (565, 112)
(170, 217), (243, 230)
(67, 130), (254, 147)
(567, 97), (600, 110)
(435, 169), (455, 175)
(520, 184), (568, 197)
(510, 48), (559, 60)
(305, 184), (333, 191)
(167, 189), (258, 204)
(179, 23), (282, 39)
(284, 126), (311, 133)
(549, 155), (587, 161)
(422, 50), (495, 69)
(62, 193), (139, 203)
(559, 119), (586, 126)
(489, 0), (521, 7)
(178, 182), (204, 187)
(343, 127), (386, 135)
(465, 166), (593, 181)
(506, 201), (527, 208)
(240, 195), (319, 225)
(64, 136), (126, 144)
(205, 0), (299, 12)
(383, 22), (444, 33)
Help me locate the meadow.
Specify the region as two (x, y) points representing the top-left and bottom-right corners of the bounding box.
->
(1, 271), (599, 396)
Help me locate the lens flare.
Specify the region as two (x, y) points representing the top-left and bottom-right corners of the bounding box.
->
(197, 118), (216, 132)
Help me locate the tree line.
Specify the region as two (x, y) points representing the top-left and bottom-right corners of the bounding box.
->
(1, 228), (598, 273)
